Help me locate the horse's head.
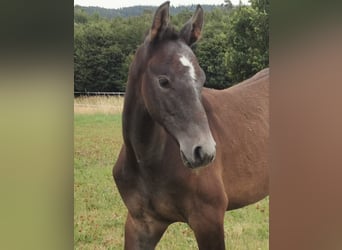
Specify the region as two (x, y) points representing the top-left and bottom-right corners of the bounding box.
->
(138, 2), (216, 168)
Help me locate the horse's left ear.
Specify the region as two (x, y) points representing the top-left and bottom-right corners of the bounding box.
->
(180, 5), (204, 46)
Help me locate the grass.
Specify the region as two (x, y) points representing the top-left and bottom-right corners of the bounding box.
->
(74, 113), (125, 249)
(74, 96), (124, 114)
(74, 97), (269, 249)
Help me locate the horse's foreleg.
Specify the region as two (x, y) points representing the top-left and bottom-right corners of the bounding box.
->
(189, 207), (226, 250)
(124, 212), (169, 250)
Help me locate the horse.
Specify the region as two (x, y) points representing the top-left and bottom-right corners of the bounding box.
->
(113, 2), (269, 249)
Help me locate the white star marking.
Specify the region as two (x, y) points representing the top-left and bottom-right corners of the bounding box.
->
(179, 55), (196, 80)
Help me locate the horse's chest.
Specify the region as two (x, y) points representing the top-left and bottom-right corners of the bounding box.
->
(124, 178), (185, 222)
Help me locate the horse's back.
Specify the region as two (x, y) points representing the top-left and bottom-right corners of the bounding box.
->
(203, 68), (269, 210)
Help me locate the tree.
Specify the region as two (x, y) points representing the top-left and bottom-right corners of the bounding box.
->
(74, 3), (269, 92)
(224, 0), (269, 83)
(194, 8), (232, 89)
(74, 20), (127, 92)
(250, 0), (269, 13)
(224, 0), (233, 11)
(74, 7), (89, 24)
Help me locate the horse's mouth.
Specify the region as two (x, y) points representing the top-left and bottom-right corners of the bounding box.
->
(180, 150), (214, 169)
(180, 151), (193, 168)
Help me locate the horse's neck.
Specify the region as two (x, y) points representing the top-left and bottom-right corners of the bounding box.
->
(123, 84), (166, 168)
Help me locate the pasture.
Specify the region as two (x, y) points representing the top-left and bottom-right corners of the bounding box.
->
(74, 96), (269, 249)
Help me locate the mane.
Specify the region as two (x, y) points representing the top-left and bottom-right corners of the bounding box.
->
(144, 24), (180, 45)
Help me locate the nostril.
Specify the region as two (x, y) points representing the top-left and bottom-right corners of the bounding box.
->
(194, 146), (203, 161)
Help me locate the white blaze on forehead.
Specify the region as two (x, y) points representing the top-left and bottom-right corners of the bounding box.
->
(179, 55), (196, 80)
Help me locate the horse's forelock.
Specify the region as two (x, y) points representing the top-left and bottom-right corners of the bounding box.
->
(144, 25), (180, 45)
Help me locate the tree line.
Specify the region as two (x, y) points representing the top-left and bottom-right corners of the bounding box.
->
(75, 4), (218, 19)
(74, 0), (269, 92)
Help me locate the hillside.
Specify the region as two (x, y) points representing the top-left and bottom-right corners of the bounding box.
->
(74, 4), (221, 18)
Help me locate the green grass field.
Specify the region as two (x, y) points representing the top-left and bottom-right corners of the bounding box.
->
(74, 113), (269, 250)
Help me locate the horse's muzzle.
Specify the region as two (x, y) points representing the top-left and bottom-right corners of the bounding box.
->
(180, 142), (216, 169)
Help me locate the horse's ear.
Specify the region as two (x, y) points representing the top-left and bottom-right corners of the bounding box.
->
(180, 5), (204, 46)
(149, 1), (170, 42)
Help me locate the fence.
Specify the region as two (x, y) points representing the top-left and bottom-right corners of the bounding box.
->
(74, 91), (125, 97)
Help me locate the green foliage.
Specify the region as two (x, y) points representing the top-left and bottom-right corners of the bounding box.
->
(77, 5), (218, 19)
(224, 0), (234, 11)
(74, 13), (152, 92)
(224, 1), (269, 83)
(250, 0), (270, 13)
(74, 20), (127, 92)
(195, 8), (232, 89)
(74, 3), (269, 92)
(74, 8), (89, 24)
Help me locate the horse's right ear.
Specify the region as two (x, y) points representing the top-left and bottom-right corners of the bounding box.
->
(148, 1), (170, 42)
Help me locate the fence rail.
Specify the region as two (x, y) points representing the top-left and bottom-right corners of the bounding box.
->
(74, 91), (125, 96)
(74, 104), (118, 108)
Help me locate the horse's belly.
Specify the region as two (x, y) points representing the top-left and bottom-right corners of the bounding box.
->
(224, 170), (269, 210)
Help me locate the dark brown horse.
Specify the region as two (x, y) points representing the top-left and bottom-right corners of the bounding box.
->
(113, 2), (269, 249)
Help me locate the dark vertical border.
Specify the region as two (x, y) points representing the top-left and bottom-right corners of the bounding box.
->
(0, 0), (74, 249)
(271, 1), (342, 249)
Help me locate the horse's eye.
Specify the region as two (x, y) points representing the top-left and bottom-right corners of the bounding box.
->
(158, 76), (170, 88)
